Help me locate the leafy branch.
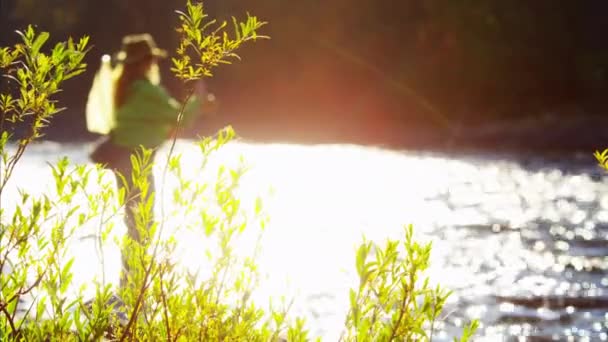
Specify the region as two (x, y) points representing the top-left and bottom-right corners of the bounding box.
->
(172, 0), (268, 81)
(0, 26), (89, 195)
(594, 149), (608, 171)
(342, 225), (478, 341)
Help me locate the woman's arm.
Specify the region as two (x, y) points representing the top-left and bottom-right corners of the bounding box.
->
(119, 79), (201, 124)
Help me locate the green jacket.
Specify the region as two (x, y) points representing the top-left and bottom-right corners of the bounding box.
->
(111, 79), (200, 148)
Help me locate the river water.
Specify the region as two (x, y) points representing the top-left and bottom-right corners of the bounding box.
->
(2, 141), (608, 341)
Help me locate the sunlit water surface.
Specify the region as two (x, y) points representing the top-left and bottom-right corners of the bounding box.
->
(3, 141), (608, 341)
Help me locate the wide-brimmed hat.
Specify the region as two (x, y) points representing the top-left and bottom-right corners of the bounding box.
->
(114, 33), (167, 64)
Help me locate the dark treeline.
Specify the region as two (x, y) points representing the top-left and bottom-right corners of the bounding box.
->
(1, 0), (608, 146)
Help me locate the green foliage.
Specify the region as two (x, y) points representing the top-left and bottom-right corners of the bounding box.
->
(0, 25), (88, 193)
(0, 160), (118, 340)
(0, 1), (477, 341)
(342, 225), (477, 341)
(172, 0), (268, 81)
(594, 149), (608, 171)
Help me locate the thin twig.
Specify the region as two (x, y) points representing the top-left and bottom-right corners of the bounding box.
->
(0, 267), (48, 312)
(159, 265), (172, 341)
(429, 292), (438, 342)
(1, 300), (17, 333)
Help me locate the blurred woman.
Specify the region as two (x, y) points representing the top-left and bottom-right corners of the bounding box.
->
(86, 33), (213, 287)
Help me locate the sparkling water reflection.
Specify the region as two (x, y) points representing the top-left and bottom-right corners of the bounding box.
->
(3, 141), (607, 340)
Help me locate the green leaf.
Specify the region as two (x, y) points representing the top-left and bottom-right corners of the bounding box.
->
(355, 242), (368, 278)
(31, 31), (50, 55)
(254, 196), (263, 215)
(349, 288), (357, 309)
